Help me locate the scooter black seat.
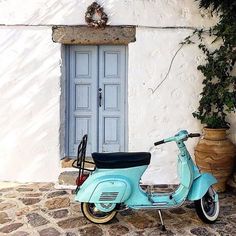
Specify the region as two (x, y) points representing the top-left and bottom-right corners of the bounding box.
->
(92, 152), (151, 169)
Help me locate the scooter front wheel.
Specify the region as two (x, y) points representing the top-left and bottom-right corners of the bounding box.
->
(81, 202), (117, 224)
(194, 186), (219, 223)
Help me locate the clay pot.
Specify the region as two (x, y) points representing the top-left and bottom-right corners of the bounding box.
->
(194, 128), (236, 192)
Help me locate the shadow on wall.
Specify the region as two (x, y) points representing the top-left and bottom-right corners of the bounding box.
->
(0, 26), (62, 182)
(0, 0), (120, 183)
(25, 0), (80, 24)
(0, 0), (110, 25)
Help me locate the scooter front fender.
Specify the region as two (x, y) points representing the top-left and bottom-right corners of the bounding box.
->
(75, 175), (132, 203)
(187, 173), (217, 201)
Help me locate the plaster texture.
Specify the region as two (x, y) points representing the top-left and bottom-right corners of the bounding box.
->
(0, 26), (61, 182)
(0, 0), (235, 183)
(128, 28), (236, 184)
(0, 0), (217, 27)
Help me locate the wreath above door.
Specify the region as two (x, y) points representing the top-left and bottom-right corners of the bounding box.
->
(85, 2), (108, 28)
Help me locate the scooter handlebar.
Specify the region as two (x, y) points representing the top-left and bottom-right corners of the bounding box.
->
(188, 133), (201, 138)
(154, 139), (165, 146)
(154, 132), (200, 146)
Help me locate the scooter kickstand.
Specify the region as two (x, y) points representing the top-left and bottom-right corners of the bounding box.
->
(158, 210), (166, 231)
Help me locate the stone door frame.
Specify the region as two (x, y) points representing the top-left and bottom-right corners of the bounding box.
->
(52, 25), (136, 161)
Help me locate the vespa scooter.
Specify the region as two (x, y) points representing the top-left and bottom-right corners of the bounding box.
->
(73, 130), (219, 229)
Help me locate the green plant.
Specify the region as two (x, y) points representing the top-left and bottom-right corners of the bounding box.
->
(192, 0), (236, 128)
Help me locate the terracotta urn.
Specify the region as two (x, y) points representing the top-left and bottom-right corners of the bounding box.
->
(194, 128), (236, 192)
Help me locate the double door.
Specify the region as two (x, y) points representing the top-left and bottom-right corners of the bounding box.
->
(67, 45), (127, 156)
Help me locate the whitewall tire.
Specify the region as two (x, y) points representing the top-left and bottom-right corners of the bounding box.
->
(194, 186), (219, 223)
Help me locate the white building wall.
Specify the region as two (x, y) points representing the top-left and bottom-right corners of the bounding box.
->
(0, 27), (61, 182)
(129, 28), (236, 184)
(0, 0), (235, 183)
(0, 0), (217, 27)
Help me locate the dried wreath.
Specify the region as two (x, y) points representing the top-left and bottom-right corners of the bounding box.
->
(85, 2), (108, 28)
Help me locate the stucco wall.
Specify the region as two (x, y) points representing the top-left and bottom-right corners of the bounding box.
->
(129, 28), (236, 184)
(0, 0), (217, 27)
(0, 27), (61, 182)
(0, 0), (235, 183)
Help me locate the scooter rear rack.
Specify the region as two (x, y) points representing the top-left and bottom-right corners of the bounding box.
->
(72, 134), (95, 191)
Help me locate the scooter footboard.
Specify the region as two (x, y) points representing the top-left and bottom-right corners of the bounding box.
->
(187, 173), (217, 201)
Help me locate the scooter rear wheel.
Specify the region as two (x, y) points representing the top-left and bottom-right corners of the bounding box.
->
(194, 186), (219, 223)
(81, 202), (117, 224)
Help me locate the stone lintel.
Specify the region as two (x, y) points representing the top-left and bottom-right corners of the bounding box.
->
(52, 25), (136, 45)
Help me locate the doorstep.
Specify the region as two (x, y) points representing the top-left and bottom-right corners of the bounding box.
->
(57, 157), (94, 189)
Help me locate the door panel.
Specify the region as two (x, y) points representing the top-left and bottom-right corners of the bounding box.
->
(67, 45), (126, 156)
(104, 84), (120, 110)
(75, 84), (91, 110)
(103, 117), (120, 152)
(98, 46), (126, 152)
(68, 46), (98, 156)
(104, 52), (120, 77)
(75, 52), (91, 77)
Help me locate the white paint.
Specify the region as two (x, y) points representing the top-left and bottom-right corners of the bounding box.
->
(128, 28), (236, 184)
(0, 0), (217, 27)
(130, 29), (210, 183)
(0, 26), (61, 182)
(0, 1), (235, 183)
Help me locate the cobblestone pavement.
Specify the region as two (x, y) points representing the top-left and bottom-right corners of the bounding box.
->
(0, 183), (235, 236)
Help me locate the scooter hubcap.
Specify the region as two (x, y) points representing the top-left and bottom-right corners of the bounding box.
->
(95, 203), (116, 212)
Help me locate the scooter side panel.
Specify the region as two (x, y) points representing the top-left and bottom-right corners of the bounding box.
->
(75, 166), (147, 203)
(187, 173), (217, 201)
(89, 180), (130, 203)
(75, 176), (131, 203)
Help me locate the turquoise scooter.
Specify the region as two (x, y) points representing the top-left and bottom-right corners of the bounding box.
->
(73, 130), (219, 230)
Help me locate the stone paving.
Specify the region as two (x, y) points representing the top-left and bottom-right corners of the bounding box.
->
(0, 183), (235, 236)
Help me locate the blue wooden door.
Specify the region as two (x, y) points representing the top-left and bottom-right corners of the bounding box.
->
(68, 46), (98, 156)
(67, 45), (126, 156)
(98, 46), (126, 152)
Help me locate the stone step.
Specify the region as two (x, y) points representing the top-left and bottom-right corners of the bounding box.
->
(58, 171), (79, 186)
(58, 157), (95, 188)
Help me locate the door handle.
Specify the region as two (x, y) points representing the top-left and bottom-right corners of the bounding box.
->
(98, 88), (102, 107)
